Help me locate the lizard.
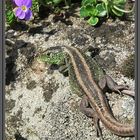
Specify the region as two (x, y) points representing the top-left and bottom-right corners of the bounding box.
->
(37, 45), (135, 139)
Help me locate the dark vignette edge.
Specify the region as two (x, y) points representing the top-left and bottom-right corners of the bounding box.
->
(135, 0), (139, 140)
(0, 0), (5, 140)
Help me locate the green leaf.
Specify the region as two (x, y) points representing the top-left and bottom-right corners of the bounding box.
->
(113, 5), (134, 13)
(80, 6), (90, 17)
(86, 5), (98, 16)
(53, 0), (62, 5)
(80, 5), (98, 17)
(112, 8), (124, 16)
(32, 0), (39, 13)
(87, 17), (99, 26)
(82, 0), (96, 6)
(113, 0), (126, 5)
(6, 11), (15, 24)
(96, 3), (107, 17)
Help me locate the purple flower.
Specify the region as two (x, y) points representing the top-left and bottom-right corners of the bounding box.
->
(13, 0), (32, 20)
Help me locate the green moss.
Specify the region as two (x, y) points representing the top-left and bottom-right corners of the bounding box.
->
(38, 52), (65, 65)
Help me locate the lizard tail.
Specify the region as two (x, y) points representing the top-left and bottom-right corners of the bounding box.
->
(100, 112), (135, 136)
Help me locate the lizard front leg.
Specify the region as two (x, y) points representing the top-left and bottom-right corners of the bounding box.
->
(98, 75), (135, 98)
(80, 95), (103, 139)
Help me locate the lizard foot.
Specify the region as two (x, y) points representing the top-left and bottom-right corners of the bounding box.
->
(98, 75), (134, 98)
(80, 95), (103, 139)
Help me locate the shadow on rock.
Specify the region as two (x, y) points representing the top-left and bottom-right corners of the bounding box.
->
(6, 39), (36, 86)
(15, 133), (27, 140)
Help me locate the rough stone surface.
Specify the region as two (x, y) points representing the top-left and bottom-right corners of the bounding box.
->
(6, 6), (135, 140)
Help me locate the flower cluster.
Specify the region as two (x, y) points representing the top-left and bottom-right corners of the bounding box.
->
(13, 0), (32, 20)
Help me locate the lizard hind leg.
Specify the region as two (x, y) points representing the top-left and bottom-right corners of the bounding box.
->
(80, 95), (103, 139)
(98, 75), (135, 98)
